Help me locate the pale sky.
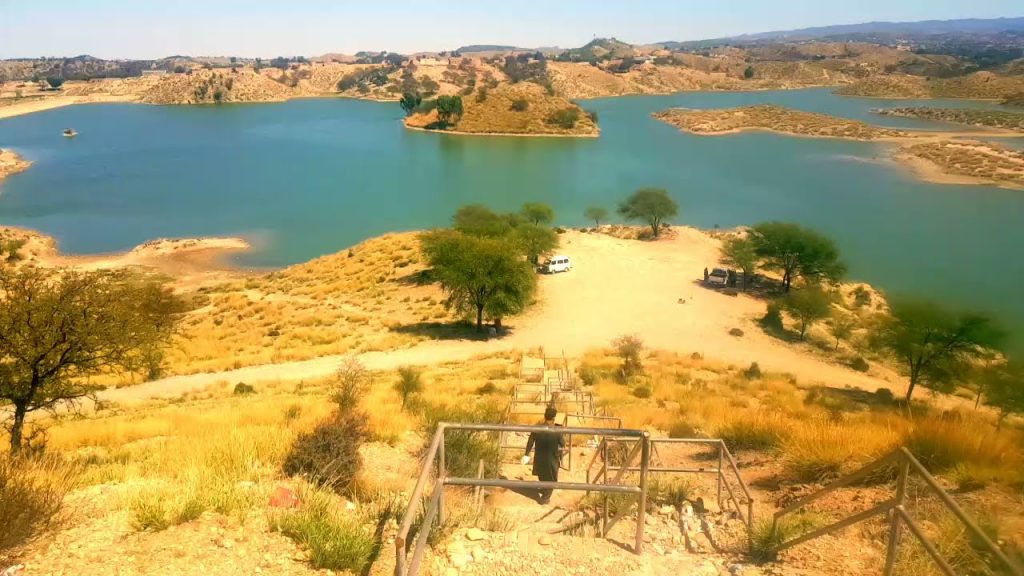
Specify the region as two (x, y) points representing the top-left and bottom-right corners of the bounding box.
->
(1, 0), (1021, 60)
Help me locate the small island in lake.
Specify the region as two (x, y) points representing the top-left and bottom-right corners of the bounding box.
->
(403, 82), (599, 137)
(874, 107), (1024, 133)
(653, 104), (907, 140)
(654, 104), (1024, 190)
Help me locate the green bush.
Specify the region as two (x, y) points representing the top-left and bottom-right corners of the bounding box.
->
(760, 303), (785, 335)
(749, 513), (821, 563)
(578, 365), (601, 386)
(668, 420), (701, 439)
(718, 417), (785, 452)
(546, 107), (580, 129)
(233, 382), (255, 395)
(510, 98), (529, 112)
(283, 410), (367, 494)
(632, 385), (651, 399)
(271, 488), (375, 572)
(743, 362), (762, 380)
(476, 382), (499, 395)
(849, 357), (870, 372)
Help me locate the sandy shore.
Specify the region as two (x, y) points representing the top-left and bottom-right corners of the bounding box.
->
(0, 225), (254, 285)
(0, 148), (32, 180)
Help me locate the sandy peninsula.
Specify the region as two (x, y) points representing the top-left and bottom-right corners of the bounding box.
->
(0, 148), (32, 180)
(654, 104), (1024, 190)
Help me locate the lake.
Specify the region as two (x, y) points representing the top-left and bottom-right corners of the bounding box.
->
(1, 88), (1023, 352)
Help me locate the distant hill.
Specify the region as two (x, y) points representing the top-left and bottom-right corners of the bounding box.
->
(455, 45), (520, 53)
(554, 37), (636, 63)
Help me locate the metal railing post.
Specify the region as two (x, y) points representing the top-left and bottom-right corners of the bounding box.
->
(602, 440), (609, 536)
(717, 441), (724, 511)
(635, 432), (651, 554)
(437, 432), (446, 527)
(884, 455), (910, 576)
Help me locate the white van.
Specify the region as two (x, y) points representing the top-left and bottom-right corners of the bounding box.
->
(542, 255), (571, 274)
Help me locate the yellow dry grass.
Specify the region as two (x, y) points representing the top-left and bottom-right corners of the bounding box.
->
(654, 105), (907, 140)
(164, 232), (447, 375)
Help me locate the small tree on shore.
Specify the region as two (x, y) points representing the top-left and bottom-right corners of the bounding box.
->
(0, 268), (184, 454)
(617, 188), (678, 238)
(513, 223), (558, 266)
(520, 202), (555, 226)
(394, 366), (423, 409)
(876, 299), (1004, 403)
(399, 92), (422, 116)
(720, 236), (757, 290)
(780, 287), (831, 340)
(749, 222), (845, 292)
(45, 77), (64, 89)
(436, 95), (464, 125)
(584, 206), (608, 227)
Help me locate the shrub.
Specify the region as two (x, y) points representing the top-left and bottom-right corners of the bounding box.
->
(578, 365), (601, 386)
(743, 362), (762, 380)
(648, 476), (694, 508)
(546, 107), (580, 129)
(849, 357), (870, 372)
(394, 365), (423, 409)
(0, 456), (78, 553)
(585, 109), (598, 123)
(668, 420), (701, 439)
(510, 98), (529, 112)
(233, 382), (255, 395)
(729, 328), (744, 337)
(271, 487), (375, 572)
(749, 513), (821, 563)
(613, 335), (644, 382)
(874, 387), (894, 403)
(760, 303), (785, 335)
(717, 415), (786, 452)
(904, 417), (1020, 476)
(476, 382), (498, 395)
(283, 410), (367, 494)
(333, 357), (369, 412)
(632, 385), (652, 399)
(418, 401), (503, 478)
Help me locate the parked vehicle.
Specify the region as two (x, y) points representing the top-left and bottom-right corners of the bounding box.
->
(706, 267), (729, 286)
(541, 255), (571, 274)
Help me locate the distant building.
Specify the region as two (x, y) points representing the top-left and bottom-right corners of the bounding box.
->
(141, 69), (169, 76)
(415, 56), (444, 66)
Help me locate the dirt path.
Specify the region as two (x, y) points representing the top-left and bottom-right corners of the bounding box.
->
(102, 229), (899, 405)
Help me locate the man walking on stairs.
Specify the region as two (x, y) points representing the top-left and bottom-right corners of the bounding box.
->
(522, 406), (565, 505)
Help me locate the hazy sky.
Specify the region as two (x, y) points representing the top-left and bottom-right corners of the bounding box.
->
(2, 0), (1021, 59)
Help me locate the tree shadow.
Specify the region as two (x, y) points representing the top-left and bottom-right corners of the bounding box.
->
(391, 321), (514, 342)
(395, 269), (434, 286)
(691, 276), (784, 301)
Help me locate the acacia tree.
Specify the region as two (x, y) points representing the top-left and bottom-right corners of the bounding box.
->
(0, 268), (184, 454)
(828, 311), (857, 351)
(876, 299), (1004, 403)
(749, 222), (846, 292)
(421, 230), (536, 332)
(720, 236), (757, 290)
(584, 206), (608, 227)
(520, 202), (555, 226)
(453, 204), (514, 238)
(982, 361), (1024, 431)
(513, 223), (558, 266)
(399, 92), (422, 116)
(780, 287), (831, 340)
(617, 187), (678, 238)
(436, 95), (464, 125)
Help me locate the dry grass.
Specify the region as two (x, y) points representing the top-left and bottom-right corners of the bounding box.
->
(164, 232), (447, 375)
(902, 140), (1024, 187)
(654, 105), (907, 140)
(581, 348), (1024, 487)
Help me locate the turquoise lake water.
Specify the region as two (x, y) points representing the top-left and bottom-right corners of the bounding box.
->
(1, 88), (1023, 352)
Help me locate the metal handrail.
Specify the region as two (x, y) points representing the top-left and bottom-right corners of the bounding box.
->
(771, 447), (1023, 576)
(395, 422), (651, 576)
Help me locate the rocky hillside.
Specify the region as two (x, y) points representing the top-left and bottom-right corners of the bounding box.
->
(405, 82), (599, 137)
(838, 71), (1024, 100)
(138, 69), (294, 104)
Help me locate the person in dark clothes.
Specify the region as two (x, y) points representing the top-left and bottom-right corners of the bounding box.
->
(523, 406), (565, 504)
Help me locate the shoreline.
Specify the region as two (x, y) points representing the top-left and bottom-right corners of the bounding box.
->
(0, 148), (32, 181)
(0, 225), (256, 281)
(402, 122), (600, 139)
